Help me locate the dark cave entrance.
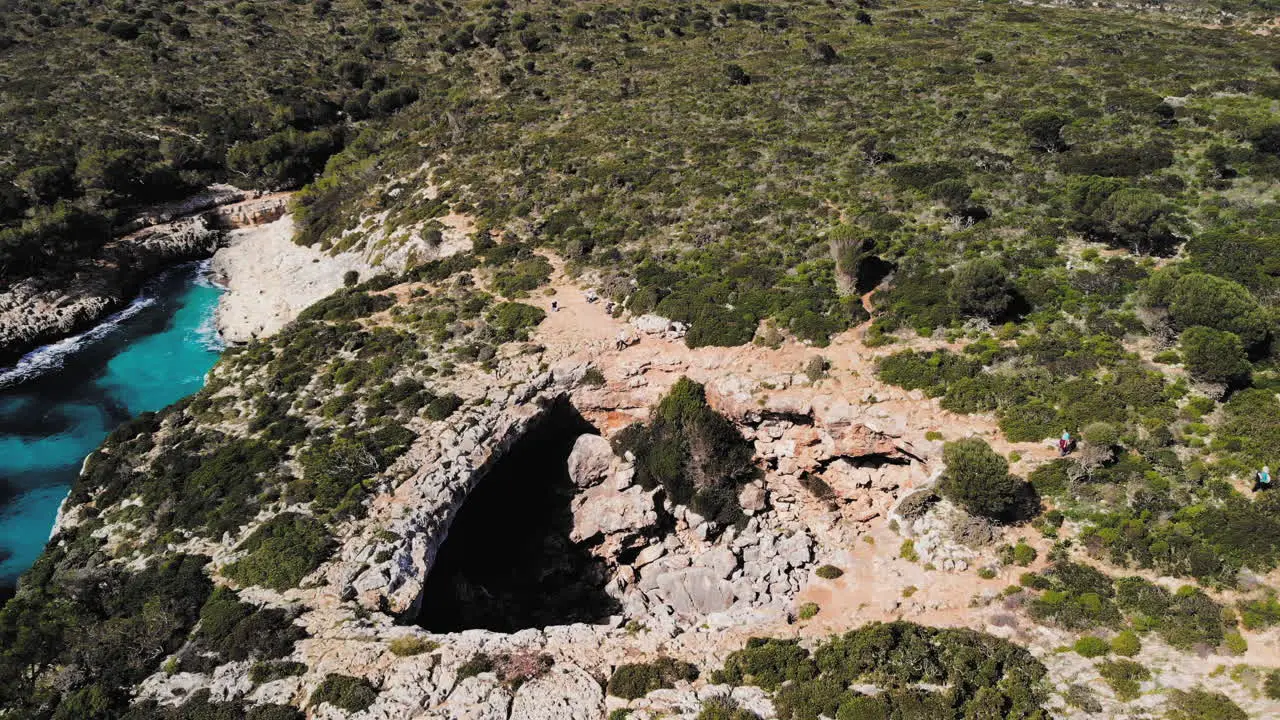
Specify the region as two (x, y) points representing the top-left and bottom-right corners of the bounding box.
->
(416, 398), (621, 633)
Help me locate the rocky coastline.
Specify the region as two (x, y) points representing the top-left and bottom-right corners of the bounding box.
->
(0, 190), (289, 367)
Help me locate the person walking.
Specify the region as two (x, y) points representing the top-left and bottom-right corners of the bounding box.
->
(1058, 429), (1073, 457)
(1254, 466), (1271, 492)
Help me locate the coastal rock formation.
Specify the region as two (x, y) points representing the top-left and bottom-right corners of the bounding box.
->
(0, 190), (291, 366)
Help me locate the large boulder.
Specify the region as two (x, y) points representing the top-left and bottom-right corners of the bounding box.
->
(632, 314), (675, 334)
(567, 434), (616, 489)
(570, 485), (659, 544)
(508, 665), (604, 720)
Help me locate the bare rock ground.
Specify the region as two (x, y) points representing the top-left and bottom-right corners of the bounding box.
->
(210, 215), (371, 343)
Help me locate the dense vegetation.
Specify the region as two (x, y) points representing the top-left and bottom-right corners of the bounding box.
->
(938, 437), (1035, 522)
(281, 0), (1278, 354)
(607, 657), (700, 699)
(713, 622), (1049, 720)
(0, 0), (435, 278)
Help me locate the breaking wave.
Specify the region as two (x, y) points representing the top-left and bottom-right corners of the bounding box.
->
(0, 295), (156, 390)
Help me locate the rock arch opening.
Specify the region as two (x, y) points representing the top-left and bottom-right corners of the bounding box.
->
(416, 398), (621, 633)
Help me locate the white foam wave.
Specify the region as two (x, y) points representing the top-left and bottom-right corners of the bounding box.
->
(0, 295), (157, 390)
(193, 308), (226, 353)
(192, 258), (222, 290)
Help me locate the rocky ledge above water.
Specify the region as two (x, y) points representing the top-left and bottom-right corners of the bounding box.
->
(0, 191), (289, 366)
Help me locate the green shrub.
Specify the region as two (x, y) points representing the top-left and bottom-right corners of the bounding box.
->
(899, 539), (919, 563)
(224, 513), (334, 591)
(487, 302), (546, 342)
(297, 289), (394, 323)
(1223, 631), (1248, 655)
(1001, 541), (1038, 566)
(696, 697), (760, 720)
(1027, 562), (1121, 630)
(226, 127), (343, 188)
(876, 350), (980, 397)
(491, 254), (552, 298)
(1264, 669), (1280, 700)
(742, 622), (1051, 719)
(1110, 630), (1141, 657)
(457, 653), (494, 680)
(296, 436), (385, 515)
(1096, 659), (1149, 701)
(388, 637), (439, 656)
(938, 437), (1025, 521)
(713, 638), (816, 692)
(1166, 272), (1267, 347)
(309, 674), (378, 713)
(815, 565), (844, 580)
(1064, 684), (1102, 713)
(798, 602), (820, 620)
(1163, 688), (1248, 720)
(250, 661), (307, 684)
(425, 393), (463, 420)
(247, 706), (304, 720)
(774, 676), (851, 720)
(606, 657), (699, 699)
(193, 587), (305, 665)
(1081, 421), (1119, 448)
(1021, 109), (1069, 151)
(1181, 326), (1250, 385)
(1237, 593), (1280, 630)
(949, 257), (1012, 320)
(1028, 460), (1072, 497)
(612, 378), (757, 527)
(1073, 636), (1109, 658)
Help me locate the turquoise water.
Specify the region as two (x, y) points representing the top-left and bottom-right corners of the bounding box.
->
(0, 261), (224, 592)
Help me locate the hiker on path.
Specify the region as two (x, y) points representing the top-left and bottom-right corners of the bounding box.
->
(1058, 429), (1074, 457)
(1255, 466), (1272, 492)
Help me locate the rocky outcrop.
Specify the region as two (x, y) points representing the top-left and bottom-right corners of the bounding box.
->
(207, 193), (290, 229)
(652, 567), (736, 616)
(570, 484), (659, 546)
(0, 213), (224, 366)
(631, 314), (687, 340)
(121, 316), (996, 719)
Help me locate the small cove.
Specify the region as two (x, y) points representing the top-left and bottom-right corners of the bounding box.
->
(0, 261), (225, 595)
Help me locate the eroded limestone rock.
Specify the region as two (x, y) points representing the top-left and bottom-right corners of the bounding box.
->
(567, 434), (616, 489)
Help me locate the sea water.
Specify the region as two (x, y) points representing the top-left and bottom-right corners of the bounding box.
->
(0, 261), (224, 593)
